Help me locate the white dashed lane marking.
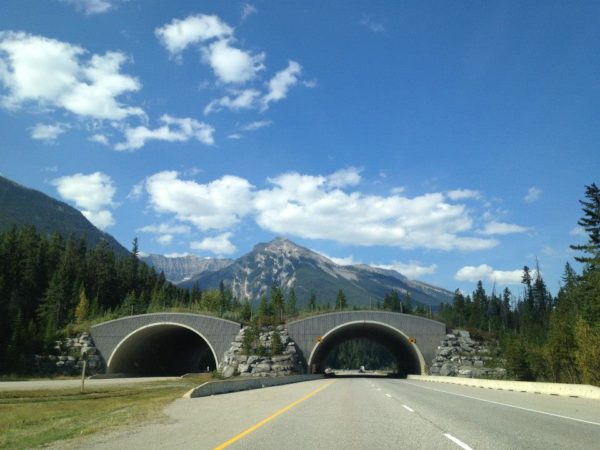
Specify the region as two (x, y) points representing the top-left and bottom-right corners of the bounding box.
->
(402, 404), (414, 413)
(444, 433), (474, 450)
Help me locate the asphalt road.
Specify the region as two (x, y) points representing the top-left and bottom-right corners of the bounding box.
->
(59, 378), (600, 449)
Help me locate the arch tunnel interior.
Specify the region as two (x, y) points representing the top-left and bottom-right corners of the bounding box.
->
(309, 322), (423, 377)
(108, 324), (217, 376)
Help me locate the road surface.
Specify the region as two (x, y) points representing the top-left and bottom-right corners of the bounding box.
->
(57, 378), (600, 449)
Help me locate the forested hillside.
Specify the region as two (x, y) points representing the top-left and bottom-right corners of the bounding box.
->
(438, 183), (600, 385)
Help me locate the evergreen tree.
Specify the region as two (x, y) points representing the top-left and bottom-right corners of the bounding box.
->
(336, 289), (347, 310)
(271, 283), (285, 323)
(308, 292), (317, 312)
(271, 329), (282, 355)
(286, 288), (297, 316)
(570, 183), (600, 267)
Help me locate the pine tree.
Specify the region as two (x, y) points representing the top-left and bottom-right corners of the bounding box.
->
(286, 288), (297, 316)
(271, 329), (282, 355)
(308, 292), (317, 312)
(271, 283), (284, 323)
(570, 183), (600, 267)
(336, 289), (347, 310)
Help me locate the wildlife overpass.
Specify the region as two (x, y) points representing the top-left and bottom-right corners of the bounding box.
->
(90, 311), (446, 376)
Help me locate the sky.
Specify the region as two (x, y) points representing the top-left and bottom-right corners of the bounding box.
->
(0, 0), (598, 297)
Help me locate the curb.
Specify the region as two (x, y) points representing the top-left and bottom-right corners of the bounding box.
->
(407, 375), (600, 400)
(183, 374), (325, 398)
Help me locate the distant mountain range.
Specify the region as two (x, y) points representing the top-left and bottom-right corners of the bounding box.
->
(150, 237), (453, 308)
(141, 253), (233, 284)
(0, 174), (454, 308)
(0, 175), (128, 256)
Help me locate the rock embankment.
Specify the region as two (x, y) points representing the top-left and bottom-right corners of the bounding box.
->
(429, 329), (506, 379)
(33, 332), (104, 376)
(219, 325), (303, 377)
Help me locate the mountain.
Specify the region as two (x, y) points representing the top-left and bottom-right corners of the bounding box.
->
(0, 175), (129, 257)
(141, 253), (233, 284)
(178, 237), (454, 308)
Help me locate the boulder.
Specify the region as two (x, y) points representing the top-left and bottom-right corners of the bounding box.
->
(221, 365), (235, 378)
(238, 364), (250, 373)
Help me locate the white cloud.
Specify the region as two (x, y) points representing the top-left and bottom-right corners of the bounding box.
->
(42, 166), (58, 173)
(61, 0), (112, 15)
(155, 14), (233, 55)
(31, 123), (66, 141)
(359, 17), (385, 33)
(204, 88), (261, 114)
(0, 32), (143, 120)
(253, 171), (497, 251)
(327, 167), (362, 188)
(227, 133), (243, 140)
(156, 234), (173, 245)
(191, 232), (236, 255)
(89, 133), (109, 145)
(82, 209), (115, 229)
(52, 171), (116, 229)
(116, 114), (214, 151)
(570, 226), (586, 237)
(145, 171), (254, 231)
(263, 60), (302, 106)
(314, 250), (358, 266)
(390, 186), (405, 195)
(202, 39), (265, 84)
(455, 264), (529, 284)
(478, 221), (528, 235)
(242, 120), (272, 131)
(524, 186), (542, 203)
(241, 3), (257, 21)
(373, 261), (438, 279)
(447, 189), (480, 201)
(137, 223), (191, 235)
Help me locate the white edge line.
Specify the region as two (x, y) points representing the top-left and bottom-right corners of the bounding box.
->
(403, 381), (600, 427)
(385, 393), (392, 398)
(444, 433), (474, 450)
(402, 404), (415, 412)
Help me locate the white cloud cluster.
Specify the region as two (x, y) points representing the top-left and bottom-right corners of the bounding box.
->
(253, 172), (496, 250)
(478, 221), (528, 235)
(454, 264), (529, 284)
(61, 0), (113, 15)
(202, 39), (265, 84)
(52, 172), (116, 229)
(446, 189), (480, 201)
(373, 261), (438, 279)
(241, 3), (257, 21)
(191, 232), (236, 255)
(145, 171), (254, 231)
(0, 32), (143, 120)
(155, 14), (233, 55)
(155, 14), (304, 115)
(142, 169), (497, 252)
(137, 223), (192, 246)
(524, 186), (542, 203)
(31, 123), (66, 141)
(115, 115), (214, 151)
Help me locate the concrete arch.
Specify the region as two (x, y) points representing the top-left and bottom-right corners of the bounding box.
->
(91, 313), (241, 376)
(287, 311), (446, 375)
(307, 320), (426, 375)
(107, 322), (218, 376)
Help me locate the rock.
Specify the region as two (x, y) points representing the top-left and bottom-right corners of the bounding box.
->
(247, 356), (259, 365)
(474, 360), (484, 368)
(238, 364), (250, 373)
(253, 363), (271, 373)
(458, 368), (472, 378)
(438, 347), (453, 357)
(440, 363), (455, 376)
(221, 365), (235, 378)
(271, 355), (292, 363)
(56, 361), (65, 367)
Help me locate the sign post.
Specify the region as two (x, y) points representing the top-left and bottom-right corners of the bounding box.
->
(80, 350), (88, 394)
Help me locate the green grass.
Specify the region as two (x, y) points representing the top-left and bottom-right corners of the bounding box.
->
(0, 375), (211, 449)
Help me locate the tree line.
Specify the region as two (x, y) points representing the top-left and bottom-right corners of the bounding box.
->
(437, 183), (600, 386)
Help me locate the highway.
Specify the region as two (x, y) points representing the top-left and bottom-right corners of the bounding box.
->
(63, 378), (600, 449)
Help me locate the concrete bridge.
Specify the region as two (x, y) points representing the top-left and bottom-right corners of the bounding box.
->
(91, 311), (446, 376)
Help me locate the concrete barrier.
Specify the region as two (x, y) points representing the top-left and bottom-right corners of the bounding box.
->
(407, 375), (600, 400)
(183, 374), (325, 399)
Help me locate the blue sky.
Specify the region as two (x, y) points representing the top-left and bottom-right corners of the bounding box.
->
(0, 0), (598, 296)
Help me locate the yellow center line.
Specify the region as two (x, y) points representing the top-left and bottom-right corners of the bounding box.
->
(213, 380), (336, 450)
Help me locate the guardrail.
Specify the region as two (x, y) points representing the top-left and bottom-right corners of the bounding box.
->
(407, 375), (600, 400)
(183, 374), (325, 398)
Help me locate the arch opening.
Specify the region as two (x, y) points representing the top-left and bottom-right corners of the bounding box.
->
(309, 322), (423, 377)
(108, 324), (217, 376)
